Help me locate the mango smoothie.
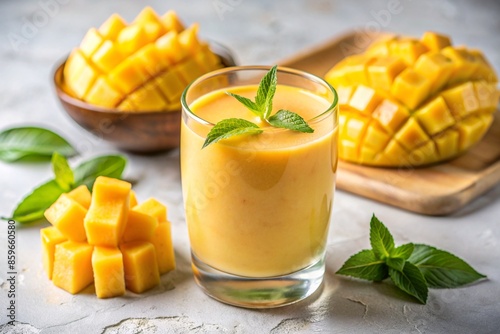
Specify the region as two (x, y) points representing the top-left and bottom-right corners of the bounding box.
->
(181, 82), (338, 278)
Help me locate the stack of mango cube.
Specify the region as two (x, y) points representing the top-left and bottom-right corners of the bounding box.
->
(325, 31), (499, 167)
(63, 7), (223, 111)
(41, 176), (175, 298)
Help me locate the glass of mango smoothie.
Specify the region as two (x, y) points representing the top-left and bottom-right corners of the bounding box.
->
(180, 66), (338, 308)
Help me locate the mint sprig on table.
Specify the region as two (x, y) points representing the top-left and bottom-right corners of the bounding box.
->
(337, 215), (486, 304)
(202, 65), (313, 148)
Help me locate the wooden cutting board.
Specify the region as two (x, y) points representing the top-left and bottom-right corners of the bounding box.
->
(279, 31), (500, 215)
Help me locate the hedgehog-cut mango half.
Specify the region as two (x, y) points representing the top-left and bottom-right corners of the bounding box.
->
(63, 7), (223, 112)
(325, 31), (499, 167)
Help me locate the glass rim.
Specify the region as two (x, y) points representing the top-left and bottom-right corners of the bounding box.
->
(180, 65), (338, 130)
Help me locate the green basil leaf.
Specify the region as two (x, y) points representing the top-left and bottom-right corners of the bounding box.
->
(202, 118), (262, 148)
(10, 180), (65, 223)
(389, 261), (428, 304)
(0, 126), (76, 162)
(408, 244), (486, 288)
(226, 92), (261, 116)
(52, 152), (74, 191)
(336, 249), (388, 281)
(392, 243), (415, 260)
(370, 214), (395, 259)
(73, 155), (127, 189)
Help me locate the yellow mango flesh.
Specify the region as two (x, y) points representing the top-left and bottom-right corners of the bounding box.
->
(63, 7), (223, 111)
(42, 177), (175, 297)
(52, 241), (94, 294)
(122, 210), (158, 242)
(120, 241), (160, 294)
(44, 194), (87, 242)
(92, 247), (125, 298)
(151, 221), (176, 274)
(325, 31), (498, 167)
(84, 176), (131, 247)
(67, 185), (92, 209)
(40, 227), (67, 280)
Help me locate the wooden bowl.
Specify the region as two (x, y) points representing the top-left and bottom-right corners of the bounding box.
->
(53, 44), (236, 154)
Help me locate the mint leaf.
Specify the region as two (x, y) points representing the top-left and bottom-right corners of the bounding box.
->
(408, 244), (486, 288)
(392, 243), (415, 260)
(268, 110), (314, 133)
(336, 249), (388, 281)
(389, 262), (428, 304)
(202, 118), (263, 148)
(255, 65), (277, 119)
(8, 155), (127, 224)
(386, 257), (405, 271)
(10, 180), (65, 223)
(73, 155), (127, 189)
(226, 92), (260, 116)
(52, 152), (74, 191)
(370, 214), (395, 259)
(0, 126), (76, 162)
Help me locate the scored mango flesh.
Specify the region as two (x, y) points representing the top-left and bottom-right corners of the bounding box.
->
(63, 7), (223, 111)
(325, 32), (499, 167)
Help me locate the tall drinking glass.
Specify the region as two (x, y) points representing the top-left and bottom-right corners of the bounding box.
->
(181, 66), (338, 308)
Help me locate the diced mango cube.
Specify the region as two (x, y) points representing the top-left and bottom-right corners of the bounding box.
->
(52, 241), (94, 294)
(325, 59), (352, 87)
(151, 221), (176, 274)
(63, 49), (87, 85)
(336, 86), (354, 105)
(85, 76), (123, 108)
(161, 10), (185, 33)
(98, 14), (127, 40)
(175, 57), (206, 86)
(470, 49), (498, 82)
(122, 210), (158, 243)
(391, 69), (431, 109)
(383, 140), (409, 165)
(408, 141), (438, 166)
(84, 176), (131, 247)
(108, 56), (149, 94)
(474, 81), (499, 113)
(343, 55), (375, 86)
(92, 247), (125, 298)
(41, 227), (67, 280)
(435, 129), (459, 160)
(67, 185), (92, 209)
(134, 44), (170, 75)
(442, 47), (480, 86)
(441, 82), (480, 119)
(79, 28), (104, 57)
(193, 45), (222, 73)
(456, 116), (487, 151)
(414, 97), (455, 135)
(91, 40), (124, 73)
(394, 117), (430, 151)
(130, 190), (138, 208)
(348, 85), (384, 115)
(421, 32), (451, 51)
(367, 56), (406, 92)
(128, 81), (167, 111)
(154, 68), (186, 104)
(44, 194), (87, 242)
(120, 241), (160, 294)
(372, 99), (410, 133)
(133, 198), (167, 222)
(156, 31), (187, 63)
(363, 123), (391, 152)
(390, 38), (428, 65)
(414, 52), (454, 94)
(339, 139), (358, 162)
(117, 24), (149, 55)
(133, 6), (161, 25)
(178, 24), (202, 55)
(65, 58), (100, 99)
(344, 114), (370, 142)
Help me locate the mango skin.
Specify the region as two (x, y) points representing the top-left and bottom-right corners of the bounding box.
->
(325, 32), (498, 167)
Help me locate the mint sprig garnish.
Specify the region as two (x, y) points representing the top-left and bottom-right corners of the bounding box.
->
(337, 214), (486, 304)
(202, 65), (313, 148)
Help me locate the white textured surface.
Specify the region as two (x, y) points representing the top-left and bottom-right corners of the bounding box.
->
(1, 0), (500, 333)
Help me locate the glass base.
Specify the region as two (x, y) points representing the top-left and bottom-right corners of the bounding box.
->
(191, 253), (325, 309)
